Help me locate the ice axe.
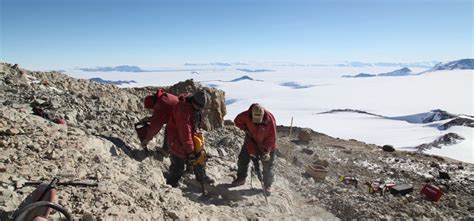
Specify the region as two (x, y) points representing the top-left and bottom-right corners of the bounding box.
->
(252, 157), (268, 204)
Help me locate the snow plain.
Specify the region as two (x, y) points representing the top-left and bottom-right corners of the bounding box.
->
(65, 65), (473, 163)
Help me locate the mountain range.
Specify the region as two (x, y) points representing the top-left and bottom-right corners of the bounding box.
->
(342, 67), (413, 78)
(79, 65), (145, 72)
(343, 59), (474, 78)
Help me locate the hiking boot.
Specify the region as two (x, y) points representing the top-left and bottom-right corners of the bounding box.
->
(203, 176), (215, 185)
(264, 186), (272, 196)
(231, 176), (246, 187)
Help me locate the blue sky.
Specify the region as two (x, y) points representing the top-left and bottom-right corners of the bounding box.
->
(1, 0), (472, 69)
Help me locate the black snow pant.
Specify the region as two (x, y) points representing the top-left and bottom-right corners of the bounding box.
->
(236, 145), (275, 188)
(166, 154), (208, 187)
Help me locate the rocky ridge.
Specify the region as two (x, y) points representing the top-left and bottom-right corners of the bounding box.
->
(1, 63), (473, 220)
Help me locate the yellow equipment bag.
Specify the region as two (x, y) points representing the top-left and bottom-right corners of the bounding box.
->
(192, 133), (207, 166)
(193, 133), (204, 151)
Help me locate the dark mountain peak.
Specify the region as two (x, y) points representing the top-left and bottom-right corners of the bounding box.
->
(377, 67), (412, 76)
(431, 59), (474, 71)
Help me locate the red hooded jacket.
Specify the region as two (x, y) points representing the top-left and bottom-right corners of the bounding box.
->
(234, 104), (277, 156)
(143, 89), (179, 143)
(167, 94), (199, 159)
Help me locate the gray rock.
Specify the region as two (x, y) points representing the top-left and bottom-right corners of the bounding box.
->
(5, 128), (20, 135)
(216, 147), (228, 157)
(45, 150), (59, 160)
(26, 143), (42, 152)
(15, 178), (26, 189)
(206, 147), (219, 158)
(82, 213), (95, 221)
(65, 112), (78, 126)
(301, 147), (314, 155)
(449, 199), (459, 209)
(218, 136), (233, 147)
(167, 210), (181, 219)
(406, 194), (415, 203)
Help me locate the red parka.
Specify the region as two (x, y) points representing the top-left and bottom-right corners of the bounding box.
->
(167, 94), (199, 159)
(234, 104), (277, 156)
(143, 89), (179, 143)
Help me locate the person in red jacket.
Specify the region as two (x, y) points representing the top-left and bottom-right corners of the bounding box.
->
(139, 89), (179, 155)
(165, 90), (214, 187)
(231, 103), (277, 194)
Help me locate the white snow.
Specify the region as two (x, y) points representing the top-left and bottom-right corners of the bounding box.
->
(65, 65), (474, 163)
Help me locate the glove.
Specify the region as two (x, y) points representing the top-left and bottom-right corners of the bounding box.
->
(187, 153), (197, 163)
(261, 153), (271, 161)
(138, 116), (151, 123)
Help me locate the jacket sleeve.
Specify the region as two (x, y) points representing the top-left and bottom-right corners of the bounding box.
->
(177, 110), (194, 155)
(234, 111), (249, 131)
(143, 111), (166, 143)
(262, 113), (277, 153)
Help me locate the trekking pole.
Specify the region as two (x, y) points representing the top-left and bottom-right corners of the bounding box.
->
(200, 179), (206, 196)
(194, 165), (207, 196)
(250, 166), (253, 189)
(24, 181), (98, 187)
(289, 117), (294, 137)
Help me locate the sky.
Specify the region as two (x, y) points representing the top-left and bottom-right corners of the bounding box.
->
(0, 0), (472, 69)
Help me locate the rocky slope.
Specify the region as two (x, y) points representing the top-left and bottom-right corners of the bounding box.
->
(1, 63), (473, 220)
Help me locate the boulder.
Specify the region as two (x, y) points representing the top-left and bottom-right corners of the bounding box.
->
(168, 79), (226, 131)
(382, 145), (395, 152)
(301, 147), (314, 155)
(298, 128), (312, 143)
(224, 119), (235, 126)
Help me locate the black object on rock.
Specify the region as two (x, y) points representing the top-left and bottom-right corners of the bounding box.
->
(382, 145), (395, 152)
(389, 184), (413, 195)
(301, 147), (314, 155)
(439, 171), (451, 180)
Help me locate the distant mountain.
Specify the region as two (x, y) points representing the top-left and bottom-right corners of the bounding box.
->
(342, 73), (376, 78)
(389, 109), (457, 124)
(80, 65), (145, 72)
(318, 109), (473, 130)
(237, 68), (274, 73)
(184, 62), (232, 66)
(343, 68), (412, 78)
(335, 61), (439, 68)
(430, 59), (474, 71)
(377, 67), (412, 77)
(89, 77), (137, 85)
(280, 82), (315, 89)
(228, 75), (263, 82)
